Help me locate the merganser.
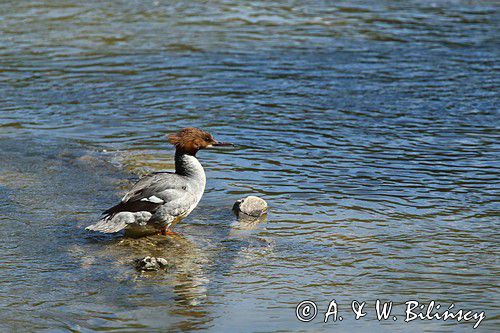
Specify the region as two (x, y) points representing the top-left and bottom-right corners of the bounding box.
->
(86, 127), (232, 236)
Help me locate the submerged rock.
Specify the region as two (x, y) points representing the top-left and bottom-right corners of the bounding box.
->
(134, 256), (170, 271)
(233, 196), (268, 221)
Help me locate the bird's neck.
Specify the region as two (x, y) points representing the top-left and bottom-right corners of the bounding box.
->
(175, 151), (205, 179)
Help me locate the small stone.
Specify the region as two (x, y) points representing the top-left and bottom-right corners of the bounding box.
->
(156, 257), (168, 267)
(233, 196), (268, 219)
(134, 256), (169, 271)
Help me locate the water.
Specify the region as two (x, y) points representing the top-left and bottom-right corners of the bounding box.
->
(0, 0), (499, 332)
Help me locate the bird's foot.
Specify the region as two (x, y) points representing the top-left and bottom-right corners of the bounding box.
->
(159, 227), (176, 236)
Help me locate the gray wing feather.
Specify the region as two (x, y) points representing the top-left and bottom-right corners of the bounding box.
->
(153, 189), (194, 218)
(122, 172), (186, 203)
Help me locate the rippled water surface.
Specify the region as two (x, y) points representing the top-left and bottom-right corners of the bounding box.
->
(0, 1), (499, 332)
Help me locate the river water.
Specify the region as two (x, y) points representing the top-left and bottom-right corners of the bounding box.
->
(0, 1), (498, 332)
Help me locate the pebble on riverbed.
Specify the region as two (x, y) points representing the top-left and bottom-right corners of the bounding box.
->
(134, 256), (170, 271)
(232, 196), (268, 221)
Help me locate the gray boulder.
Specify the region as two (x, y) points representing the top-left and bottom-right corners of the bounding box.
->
(233, 196), (268, 220)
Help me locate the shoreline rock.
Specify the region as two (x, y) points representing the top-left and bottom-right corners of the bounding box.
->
(233, 196), (268, 221)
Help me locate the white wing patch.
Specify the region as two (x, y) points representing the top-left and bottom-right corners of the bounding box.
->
(140, 195), (164, 204)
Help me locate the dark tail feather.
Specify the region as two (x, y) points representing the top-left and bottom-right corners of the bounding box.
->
(103, 200), (159, 217)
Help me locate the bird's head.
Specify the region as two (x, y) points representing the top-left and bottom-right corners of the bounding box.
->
(168, 127), (232, 155)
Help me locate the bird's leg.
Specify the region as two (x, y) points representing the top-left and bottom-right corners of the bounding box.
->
(159, 227), (176, 236)
(164, 228), (177, 235)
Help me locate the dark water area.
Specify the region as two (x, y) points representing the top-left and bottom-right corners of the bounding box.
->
(0, 1), (499, 332)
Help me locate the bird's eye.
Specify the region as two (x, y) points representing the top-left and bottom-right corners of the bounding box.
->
(204, 137), (211, 142)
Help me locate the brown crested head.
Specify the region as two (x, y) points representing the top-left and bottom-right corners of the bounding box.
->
(168, 127), (218, 155)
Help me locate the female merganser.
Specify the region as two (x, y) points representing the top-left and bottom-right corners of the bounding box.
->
(86, 127), (232, 236)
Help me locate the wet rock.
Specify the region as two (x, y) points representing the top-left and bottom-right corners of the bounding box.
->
(156, 257), (168, 266)
(134, 256), (170, 271)
(233, 196), (268, 221)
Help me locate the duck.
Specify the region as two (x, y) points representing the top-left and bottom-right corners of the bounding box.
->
(86, 127), (232, 236)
